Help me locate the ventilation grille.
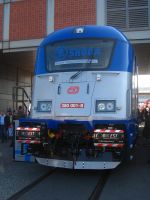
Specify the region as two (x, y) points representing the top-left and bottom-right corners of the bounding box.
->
(129, 8), (149, 28)
(128, 0), (148, 7)
(107, 10), (126, 29)
(107, 0), (126, 9)
(106, 0), (149, 30)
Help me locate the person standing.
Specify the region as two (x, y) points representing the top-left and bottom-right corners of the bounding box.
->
(0, 112), (5, 143)
(138, 104), (144, 124)
(17, 106), (25, 118)
(143, 101), (150, 139)
(8, 112), (14, 147)
(142, 101), (150, 164)
(4, 112), (11, 143)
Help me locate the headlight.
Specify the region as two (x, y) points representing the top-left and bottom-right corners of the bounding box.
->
(95, 100), (116, 112)
(37, 101), (52, 112)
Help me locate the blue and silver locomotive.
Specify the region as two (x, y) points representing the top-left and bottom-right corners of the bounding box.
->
(16, 26), (138, 169)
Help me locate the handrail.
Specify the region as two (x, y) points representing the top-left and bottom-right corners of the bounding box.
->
(12, 86), (31, 112)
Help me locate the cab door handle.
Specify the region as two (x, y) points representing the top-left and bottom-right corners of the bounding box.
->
(87, 83), (89, 94)
(58, 84), (61, 94)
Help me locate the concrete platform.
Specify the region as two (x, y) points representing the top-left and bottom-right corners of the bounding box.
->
(0, 143), (50, 200)
(100, 134), (150, 200)
(1, 130), (150, 200)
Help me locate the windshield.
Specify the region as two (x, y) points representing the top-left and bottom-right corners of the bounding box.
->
(45, 39), (115, 72)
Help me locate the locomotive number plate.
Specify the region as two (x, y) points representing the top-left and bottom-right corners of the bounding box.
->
(60, 103), (84, 108)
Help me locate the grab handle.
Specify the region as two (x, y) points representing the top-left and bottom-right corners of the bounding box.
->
(58, 84), (61, 95)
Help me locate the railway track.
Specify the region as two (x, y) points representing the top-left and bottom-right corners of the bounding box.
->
(7, 169), (56, 200)
(7, 168), (110, 200)
(89, 171), (110, 200)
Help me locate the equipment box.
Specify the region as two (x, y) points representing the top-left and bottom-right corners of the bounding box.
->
(15, 141), (35, 162)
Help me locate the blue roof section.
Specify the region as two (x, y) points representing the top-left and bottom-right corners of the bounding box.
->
(40, 25), (128, 46)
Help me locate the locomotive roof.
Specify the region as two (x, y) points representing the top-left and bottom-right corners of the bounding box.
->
(41, 25), (128, 46)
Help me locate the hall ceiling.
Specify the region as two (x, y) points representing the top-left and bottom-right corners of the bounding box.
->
(0, 51), (36, 72)
(133, 43), (150, 75)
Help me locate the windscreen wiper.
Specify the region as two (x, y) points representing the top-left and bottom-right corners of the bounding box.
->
(69, 55), (95, 80)
(70, 71), (82, 80)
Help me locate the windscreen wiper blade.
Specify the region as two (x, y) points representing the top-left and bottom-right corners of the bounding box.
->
(70, 71), (82, 80)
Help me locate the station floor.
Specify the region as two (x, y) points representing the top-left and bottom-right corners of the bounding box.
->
(0, 142), (50, 200)
(0, 129), (150, 200)
(100, 131), (150, 200)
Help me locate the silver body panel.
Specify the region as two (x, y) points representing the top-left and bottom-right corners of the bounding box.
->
(74, 161), (120, 169)
(31, 71), (132, 121)
(36, 157), (120, 169)
(36, 157), (73, 169)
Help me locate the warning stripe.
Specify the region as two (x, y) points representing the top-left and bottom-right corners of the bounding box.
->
(16, 127), (40, 131)
(94, 129), (124, 133)
(17, 140), (41, 144)
(94, 143), (124, 148)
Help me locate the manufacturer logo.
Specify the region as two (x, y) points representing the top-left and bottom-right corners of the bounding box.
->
(67, 86), (79, 94)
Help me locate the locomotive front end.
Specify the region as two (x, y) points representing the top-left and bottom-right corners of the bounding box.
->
(15, 26), (138, 169)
